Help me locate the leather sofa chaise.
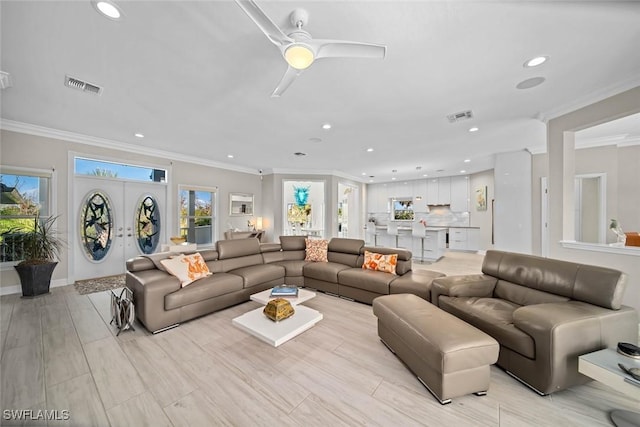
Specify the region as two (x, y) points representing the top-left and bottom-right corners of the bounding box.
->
(126, 236), (444, 333)
(430, 250), (639, 394)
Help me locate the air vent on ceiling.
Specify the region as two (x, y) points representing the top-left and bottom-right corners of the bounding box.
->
(64, 75), (103, 95)
(446, 110), (473, 123)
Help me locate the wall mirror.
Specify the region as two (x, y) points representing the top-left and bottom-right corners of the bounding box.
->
(229, 193), (254, 216)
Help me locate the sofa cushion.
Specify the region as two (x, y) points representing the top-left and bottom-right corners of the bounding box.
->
(217, 238), (261, 259)
(362, 250), (398, 275)
(160, 253), (212, 287)
(439, 296), (535, 359)
(280, 235), (307, 251)
(304, 261), (350, 283)
(494, 280), (570, 306)
(390, 270), (446, 301)
(165, 273), (243, 310)
(274, 260), (308, 277)
(327, 238), (364, 267)
(482, 250), (626, 310)
(339, 268), (395, 294)
(305, 239), (329, 262)
(229, 263), (285, 288)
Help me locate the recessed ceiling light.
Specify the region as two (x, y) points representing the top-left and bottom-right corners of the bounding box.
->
(361, 172), (366, 176)
(524, 56), (548, 67)
(366, 148), (374, 152)
(460, 170), (466, 174)
(391, 177), (396, 180)
(464, 159), (471, 163)
(469, 127), (479, 132)
(92, 1), (122, 20)
(369, 179), (374, 182)
(423, 174), (428, 177)
(227, 154), (234, 159)
(516, 77), (546, 90)
(322, 123), (332, 130)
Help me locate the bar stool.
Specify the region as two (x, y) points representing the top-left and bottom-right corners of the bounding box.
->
(412, 222), (426, 263)
(365, 222), (379, 246)
(387, 221), (400, 248)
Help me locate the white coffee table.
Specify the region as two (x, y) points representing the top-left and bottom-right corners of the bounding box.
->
(579, 348), (640, 426)
(232, 305), (323, 347)
(250, 287), (316, 306)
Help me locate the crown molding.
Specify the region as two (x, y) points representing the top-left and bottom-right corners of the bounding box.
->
(539, 78), (640, 122)
(0, 119), (260, 175)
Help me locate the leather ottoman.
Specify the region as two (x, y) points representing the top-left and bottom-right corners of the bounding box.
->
(372, 293), (499, 404)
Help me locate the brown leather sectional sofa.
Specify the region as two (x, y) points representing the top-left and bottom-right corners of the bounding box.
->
(431, 250), (639, 394)
(126, 236), (444, 333)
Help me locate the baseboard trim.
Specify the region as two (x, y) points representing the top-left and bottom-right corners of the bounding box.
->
(0, 278), (69, 296)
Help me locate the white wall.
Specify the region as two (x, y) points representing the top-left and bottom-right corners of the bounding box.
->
(469, 169), (495, 251)
(547, 85), (640, 313)
(494, 150), (532, 254)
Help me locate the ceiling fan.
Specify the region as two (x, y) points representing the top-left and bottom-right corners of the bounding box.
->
(235, 0), (387, 97)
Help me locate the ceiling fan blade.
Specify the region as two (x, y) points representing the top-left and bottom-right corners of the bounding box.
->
(235, 0), (292, 46)
(271, 67), (301, 97)
(311, 40), (387, 60)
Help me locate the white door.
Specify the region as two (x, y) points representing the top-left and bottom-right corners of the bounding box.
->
(73, 176), (167, 281)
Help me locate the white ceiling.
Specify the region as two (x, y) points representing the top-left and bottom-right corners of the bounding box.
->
(2, 1), (640, 182)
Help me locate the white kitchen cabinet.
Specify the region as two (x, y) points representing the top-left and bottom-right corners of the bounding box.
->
(367, 183), (391, 213)
(426, 179), (439, 204)
(450, 175), (470, 212)
(421, 229), (446, 261)
(427, 178), (452, 205)
(448, 227), (480, 251)
(366, 184), (378, 213)
(438, 177), (451, 205)
(467, 228), (479, 251)
(413, 179), (428, 211)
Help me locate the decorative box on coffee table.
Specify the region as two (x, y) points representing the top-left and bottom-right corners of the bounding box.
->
(263, 298), (295, 321)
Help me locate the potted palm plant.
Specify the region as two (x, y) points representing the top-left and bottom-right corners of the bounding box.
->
(13, 215), (65, 297)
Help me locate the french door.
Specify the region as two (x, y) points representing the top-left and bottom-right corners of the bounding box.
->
(73, 176), (167, 281)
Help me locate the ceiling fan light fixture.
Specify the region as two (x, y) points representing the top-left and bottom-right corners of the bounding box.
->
(284, 44), (315, 70)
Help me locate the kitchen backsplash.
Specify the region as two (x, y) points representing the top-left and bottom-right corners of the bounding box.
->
(368, 205), (470, 227)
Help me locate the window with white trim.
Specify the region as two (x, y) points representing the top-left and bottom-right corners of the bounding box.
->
(178, 186), (217, 246)
(0, 167), (55, 263)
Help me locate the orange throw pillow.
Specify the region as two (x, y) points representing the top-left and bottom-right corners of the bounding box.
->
(362, 250), (398, 275)
(160, 252), (212, 287)
(305, 239), (329, 262)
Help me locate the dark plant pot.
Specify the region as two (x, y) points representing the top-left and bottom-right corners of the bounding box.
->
(14, 262), (58, 297)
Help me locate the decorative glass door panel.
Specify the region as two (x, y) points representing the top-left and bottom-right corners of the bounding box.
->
(80, 191), (114, 261)
(135, 195), (161, 254)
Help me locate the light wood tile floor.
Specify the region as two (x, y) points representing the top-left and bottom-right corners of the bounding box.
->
(1, 251), (638, 426)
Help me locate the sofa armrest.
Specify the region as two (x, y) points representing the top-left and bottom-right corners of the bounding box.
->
(430, 274), (497, 307)
(513, 301), (639, 393)
(126, 270), (182, 332)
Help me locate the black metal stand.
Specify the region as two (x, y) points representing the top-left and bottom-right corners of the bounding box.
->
(110, 287), (135, 336)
